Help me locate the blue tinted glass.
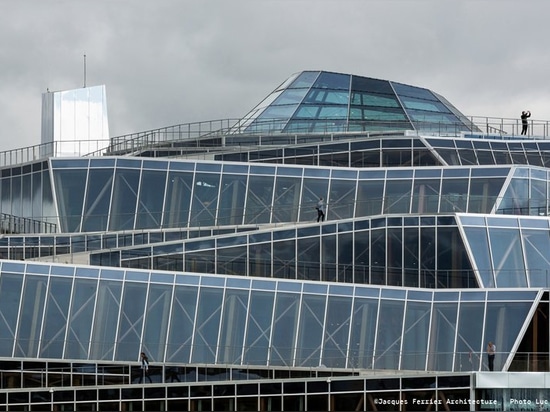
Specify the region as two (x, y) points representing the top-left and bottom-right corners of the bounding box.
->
(381, 289), (406, 300)
(176, 274), (200, 285)
(250, 165), (276, 175)
(355, 286), (379, 298)
(303, 283), (327, 294)
(387, 170), (413, 179)
(26, 264), (50, 275)
(434, 291), (459, 301)
(520, 218), (549, 229)
(50, 159), (90, 168)
(222, 164), (248, 174)
(51, 265), (74, 277)
(442, 168), (469, 177)
(151, 272), (174, 284)
(143, 160), (168, 170)
(329, 285), (353, 296)
(169, 161), (195, 171)
(471, 168), (510, 177)
(249, 233), (271, 243)
(196, 163), (222, 172)
(359, 170), (385, 179)
(98, 269), (122, 280)
(201, 276), (225, 287)
(332, 170), (357, 179)
(252, 279), (276, 291)
(458, 216), (486, 226)
(313, 72), (350, 90)
(125, 271), (149, 282)
(273, 229), (295, 241)
(415, 169), (441, 178)
(407, 290), (432, 301)
(277, 166), (302, 177)
(226, 277), (251, 289)
(2, 262), (25, 273)
(304, 168), (330, 177)
(289, 71), (320, 89)
(460, 291), (486, 301)
(277, 281), (302, 292)
(116, 158), (141, 169)
(487, 217), (519, 228)
(90, 158), (116, 167)
(488, 291), (538, 301)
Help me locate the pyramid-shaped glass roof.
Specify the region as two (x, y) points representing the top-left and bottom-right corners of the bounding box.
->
(236, 70), (479, 134)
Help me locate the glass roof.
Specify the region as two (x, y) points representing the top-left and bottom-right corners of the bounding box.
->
(238, 71), (479, 135)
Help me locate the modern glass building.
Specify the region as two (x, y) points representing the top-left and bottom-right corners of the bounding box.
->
(1, 71), (550, 410)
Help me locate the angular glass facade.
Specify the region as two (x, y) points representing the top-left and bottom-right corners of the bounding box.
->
(1, 70), (550, 410)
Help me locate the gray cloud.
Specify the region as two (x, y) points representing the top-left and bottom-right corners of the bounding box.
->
(1, 0), (549, 150)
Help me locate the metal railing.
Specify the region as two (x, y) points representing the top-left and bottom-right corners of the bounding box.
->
(2, 114), (550, 169)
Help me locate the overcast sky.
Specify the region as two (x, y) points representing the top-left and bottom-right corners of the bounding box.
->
(1, 0), (550, 150)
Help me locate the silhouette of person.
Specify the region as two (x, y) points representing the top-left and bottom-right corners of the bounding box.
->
(139, 352), (153, 383)
(486, 341), (496, 371)
(521, 110), (531, 135)
(316, 197), (325, 222)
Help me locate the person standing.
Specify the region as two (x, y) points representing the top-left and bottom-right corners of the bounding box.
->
(487, 341), (496, 371)
(316, 197), (325, 222)
(521, 110), (531, 135)
(139, 352), (153, 383)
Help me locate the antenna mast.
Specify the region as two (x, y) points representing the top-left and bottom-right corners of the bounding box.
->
(83, 54), (87, 88)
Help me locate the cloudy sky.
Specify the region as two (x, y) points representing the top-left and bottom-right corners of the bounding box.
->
(1, 0), (550, 150)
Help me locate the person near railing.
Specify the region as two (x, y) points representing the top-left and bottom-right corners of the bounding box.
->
(487, 341), (496, 371)
(521, 110), (531, 135)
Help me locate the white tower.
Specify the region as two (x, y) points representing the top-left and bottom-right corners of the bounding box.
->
(40, 85), (110, 157)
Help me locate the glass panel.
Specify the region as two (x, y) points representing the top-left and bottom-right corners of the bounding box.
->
(0, 273), (23, 355)
(52, 169), (87, 232)
(166, 285), (198, 363)
(427, 302), (457, 371)
(412, 179), (440, 213)
(299, 178), (329, 222)
(440, 178), (468, 213)
(163, 170), (193, 228)
(488, 228), (527, 287)
(218, 174), (247, 225)
(109, 168), (141, 231)
(329, 179), (356, 220)
(65, 278), (96, 360)
(322, 296), (352, 368)
(469, 178), (504, 213)
(270, 292), (300, 366)
(483, 301), (534, 372)
(455, 302), (485, 371)
(243, 290), (274, 365)
(296, 294), (325, 367)
(15, 276), (48, 357)
(463, 227), (494, 287)
(191, 288), (223, 364)
(136, 169), (167, 229)
(374, 299), (405, 370)
(82, 168), (113, 232)
(356, 179), (383, 217)
(116, 282), (148, 361)
(190, 172), (221, 227)
(401, 301), (430, 370)
(142, 284), (172, 362)
(90, 280), (122, 360)
(245, 175), (274, 224)
(218, 289), (249, 364)
(522, 229), (550, 287)
(349, 297), (378, 369)
(272, 176), (300, 223)
(384, 180), (412, 213)
(40, 277), (72, 358)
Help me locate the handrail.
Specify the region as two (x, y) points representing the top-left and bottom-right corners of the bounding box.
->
(1, 115), (550, 169)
